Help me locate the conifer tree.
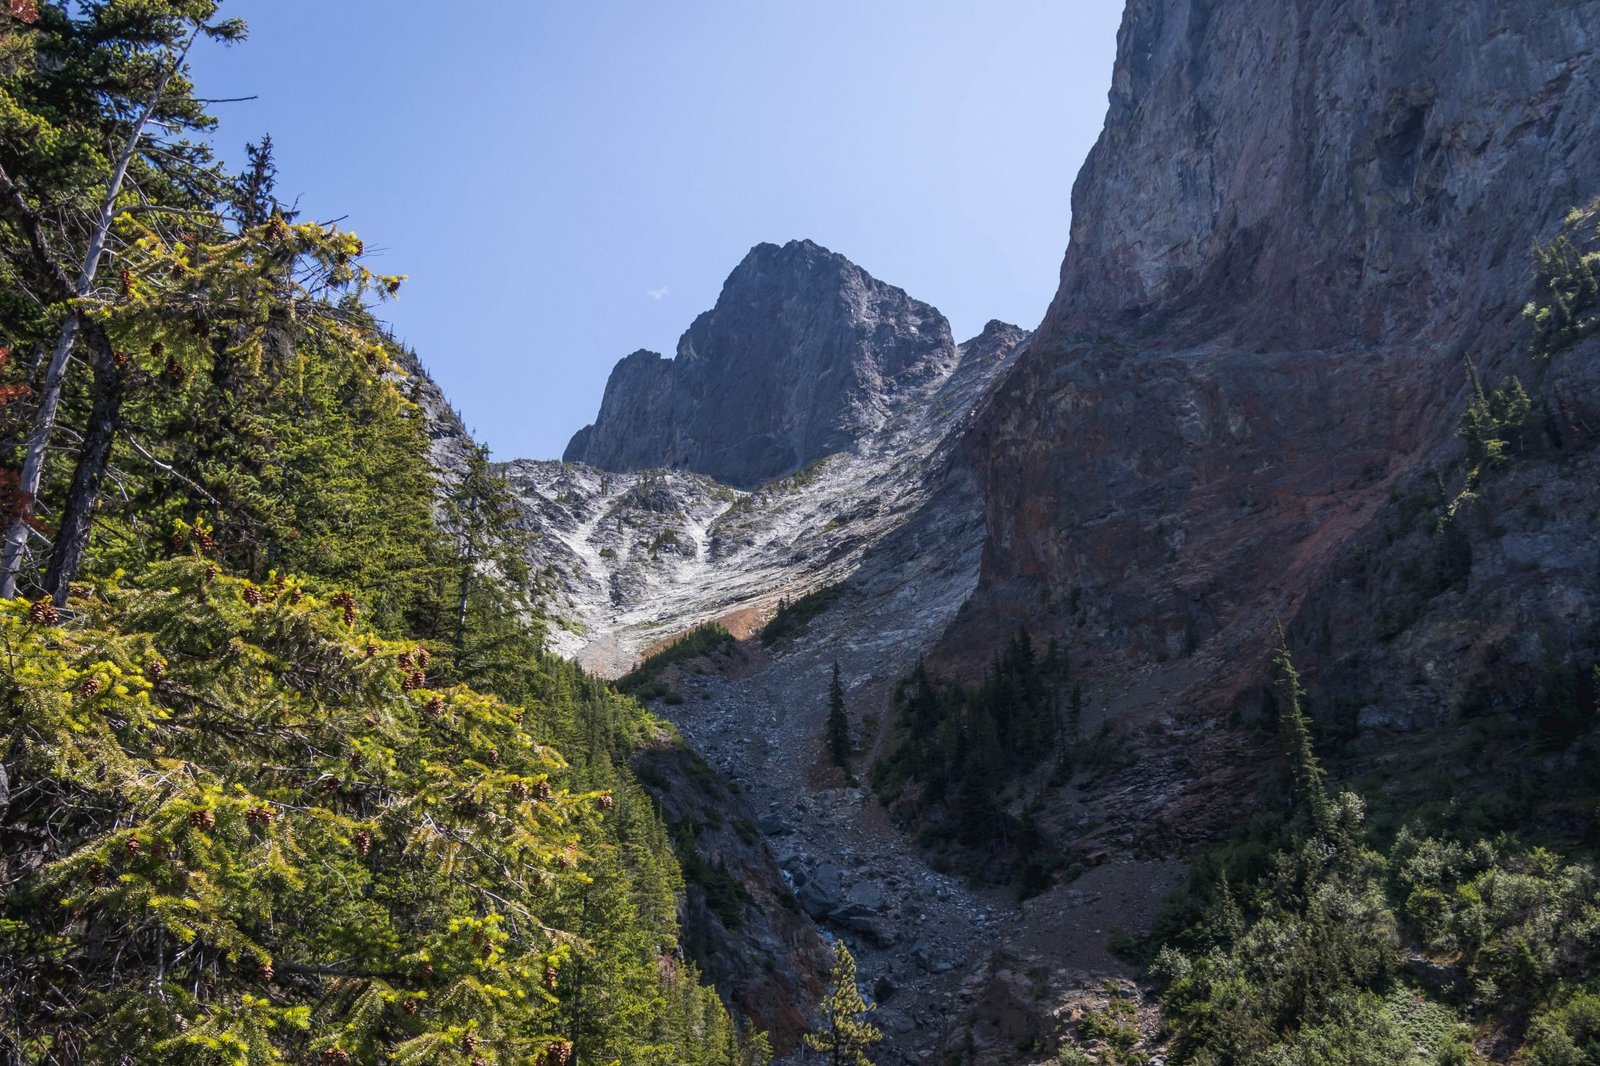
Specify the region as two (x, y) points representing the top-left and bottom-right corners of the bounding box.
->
(804, 940), (882, 1066)
(0, 1), (247, 597)
(827, 660), (850, 767)
(1271, 635), (1331, 836)
(441, 440), (533, 649)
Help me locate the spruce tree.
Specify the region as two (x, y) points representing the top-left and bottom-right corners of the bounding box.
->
(827, 660), (850, 767)
(804, 940), (882, 1066)
(1271, 636), (1331, 836)
(441, 440), (534, 649)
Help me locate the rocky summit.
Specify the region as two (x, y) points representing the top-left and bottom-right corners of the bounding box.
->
(563, 239), (958, 489)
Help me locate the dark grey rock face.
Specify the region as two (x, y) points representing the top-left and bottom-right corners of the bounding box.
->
(1050, 0), (1600, 351)
(930, 0), (1600, 912)
(564, 239), (957, 489)
(952, 0), (1600, 678)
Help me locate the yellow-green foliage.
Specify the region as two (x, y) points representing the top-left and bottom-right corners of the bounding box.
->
(0, 559), (761, 1064)
(1526, 199), (1600, 359)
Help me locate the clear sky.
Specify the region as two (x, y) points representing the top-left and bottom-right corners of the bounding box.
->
(187, 2), (1126, 460)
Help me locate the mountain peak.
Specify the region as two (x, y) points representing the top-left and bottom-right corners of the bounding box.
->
(563, 241), (956, 488)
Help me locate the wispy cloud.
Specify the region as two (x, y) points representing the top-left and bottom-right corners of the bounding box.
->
(646, 286), (670, 301)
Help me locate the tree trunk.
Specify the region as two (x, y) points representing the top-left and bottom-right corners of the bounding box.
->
(42, 324), (124, 604)
(0, 315), (80, 596)
(570, 887), (589, 1066)
(454, 556), (474, 649)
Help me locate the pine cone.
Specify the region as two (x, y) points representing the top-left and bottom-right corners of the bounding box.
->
(472, 1058), (487, 1066)
(534, 781), (553, 803)
(245, 805), (275, 828)
(509, 781), (529, 801)
(256, 960), (274, 983)
(425, 696), (445, 717)
(414, 647), (429, 668)
(119, 266), (132, 297)
(353, 829), (372, 857)
(203, 564), (218, 583)
(125, 836), (141, 856)
(148, 659), (167, 682)
(486, 747), (499, 765)
(243, 585), (263, 607)
(364, 642), (379, 659)
(288, 587), (303, 606)
(396, 651), (413, 670)
(331, 591), (356, 626)
(545, 1040), (573, 1066)
(79, 677), (100, 699)
(596, 792), (615, 812)
(28, 598), (58, 625)
(462, 1033), (478, 1052)
(543, 965), (558, 991)
(321, 1049), (350, 1066)
(401, 997), (420, 1016)
(418, 962), (434, 981)
(113, 350), (130, 369)
(348, 751), (363, 771)
(86, 863), (105, 885)
(188, 808), (216, 832)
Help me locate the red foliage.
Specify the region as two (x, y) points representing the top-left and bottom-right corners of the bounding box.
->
(5, 1), (39, 25)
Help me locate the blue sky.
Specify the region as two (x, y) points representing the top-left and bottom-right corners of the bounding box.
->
(188, 2), (1126, 460)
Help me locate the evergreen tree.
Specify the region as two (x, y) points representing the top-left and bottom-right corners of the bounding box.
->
(1271, 635), (1330, 836)
(0, 1), (248, 596)
(804, 940), (882, 1066)
(440, 440), (533, 649)
(827, 661), (850, 767)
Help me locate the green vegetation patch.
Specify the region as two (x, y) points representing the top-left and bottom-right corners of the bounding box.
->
(761, 583), (844, 647)
(617, 621), (736, 698)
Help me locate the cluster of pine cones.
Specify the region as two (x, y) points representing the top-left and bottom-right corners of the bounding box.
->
(330, 590), (356, 625)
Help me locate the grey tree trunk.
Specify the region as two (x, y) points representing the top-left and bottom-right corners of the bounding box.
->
(42, 324), (124, 604)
